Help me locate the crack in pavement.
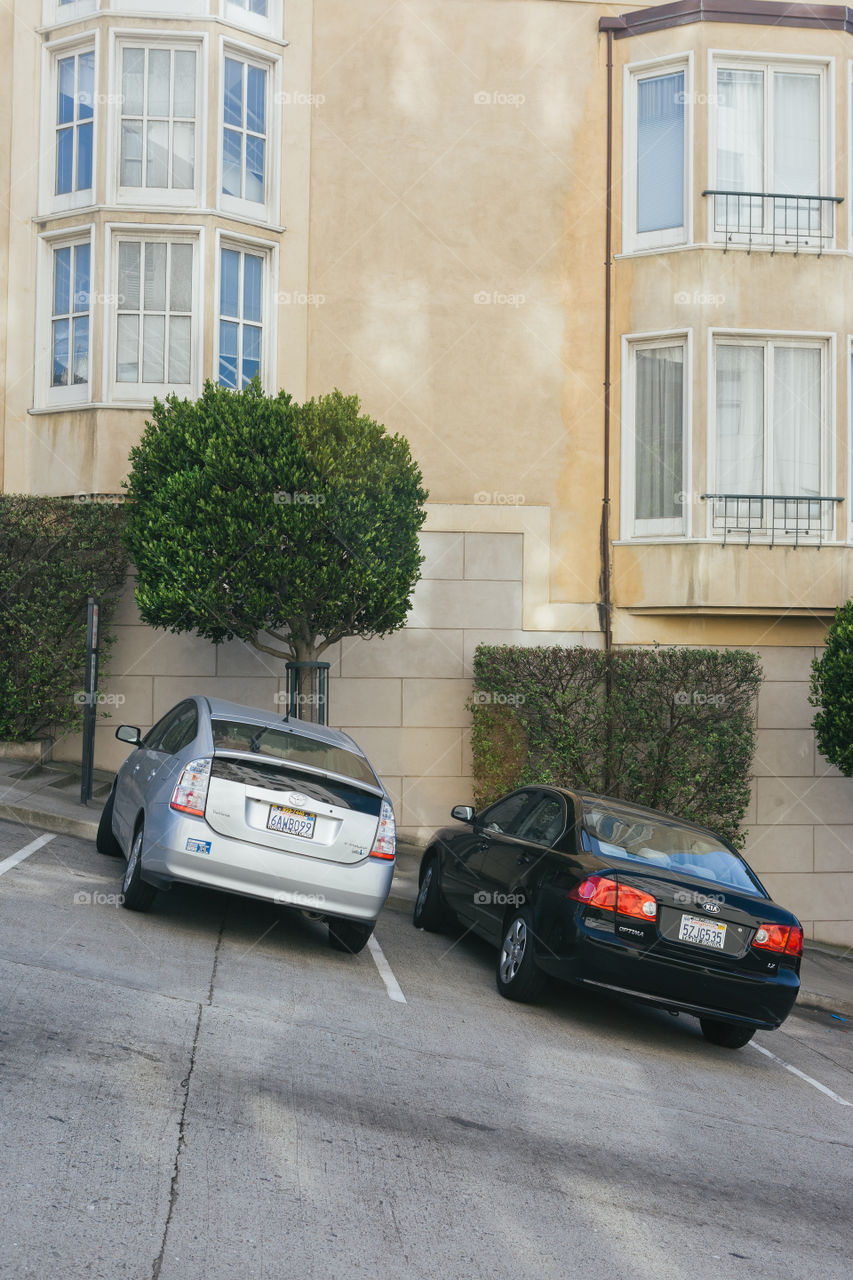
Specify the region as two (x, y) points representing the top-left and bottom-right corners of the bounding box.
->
(151, 905), (228, 1280)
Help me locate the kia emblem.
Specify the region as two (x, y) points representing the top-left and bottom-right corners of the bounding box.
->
(703, 901), (720, 913)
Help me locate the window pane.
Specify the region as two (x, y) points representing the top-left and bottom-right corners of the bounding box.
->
(78, 51), (94, 120)
(170, 244), (193, 313)
(172, 122), (195, 189)
(222, 128), (243, 196)
(243, 254), (262, 322)
(251, 0), (268, 13)
(120, 121), (143, 186)
(58, 58), (75, 125)
(635, 347), (684, 521)
(246, 66), (266, 134)
(122, 47), (145, 116)
(173, 51), (197, 119)
(169, 315), (191, 383)
(717, 68), (763, 192)
(74, 243), (90, 313)
(245, 135), (265, 202)
(72, 315), (89, 384)
(219, 320), (239, 387)
(116, 313), (139, 381)
(637, 72), (684, 233)
(242, 324), (261, 385)
(146, 120), (169, 187)
(144, 242), (167, 312)
(774, 72), (820, 197)
(224, 59), (243, 127)
(142, 314), (165, 382)
(54, 246), (71, 316)
(56, 127), (73, 195)
(76, 121), (93, 190)
(52, 319), (69, 386)
(118, 242), (141, 311)
(220, 249), (240, 317)
(715, 345), (763, 495)
(147, 49), (171, 118)
(774, 347), (821, 496)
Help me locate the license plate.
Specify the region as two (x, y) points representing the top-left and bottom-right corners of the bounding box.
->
(267, 805), (316, 839)
(678, 913), (726, 950)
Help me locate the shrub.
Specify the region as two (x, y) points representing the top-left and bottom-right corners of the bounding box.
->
(810, 601), (853, 775)
(0, 497), (128, 741)
(470, 645), (762, 847)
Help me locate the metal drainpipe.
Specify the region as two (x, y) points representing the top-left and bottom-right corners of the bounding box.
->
(599, 27), (614, 656)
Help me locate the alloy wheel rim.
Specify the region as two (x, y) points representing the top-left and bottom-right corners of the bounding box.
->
(416, 866), (433, 916)
(124, 830), (142, 891)
(500, 918), (526, 984)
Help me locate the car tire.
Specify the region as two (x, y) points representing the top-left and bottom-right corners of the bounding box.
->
(413, 854), (450, 932)
(95, 785), (123, 857)
(121, 822), (157, 913)
(496, 908), (546, 1003)
(699, 1018), (756, 1049)
(328, 918), (374, 955)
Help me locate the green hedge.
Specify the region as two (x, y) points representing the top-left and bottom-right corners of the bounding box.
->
(470, 645), (762, 847)
(0, 497), (128, 741)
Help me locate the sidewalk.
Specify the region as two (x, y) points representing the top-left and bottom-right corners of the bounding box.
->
(1, 758), (850, 1020)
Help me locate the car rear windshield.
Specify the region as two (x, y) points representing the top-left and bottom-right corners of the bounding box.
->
(581, 801), (762, 894)
(210, 719), (379, 788)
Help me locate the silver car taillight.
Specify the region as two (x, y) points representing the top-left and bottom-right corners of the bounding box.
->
(369, 799), (396, 861)
(170, 757), (212, 816)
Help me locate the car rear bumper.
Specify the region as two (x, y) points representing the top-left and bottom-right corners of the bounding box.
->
(140, 814), (394, 922)
(538, 929), (800, 1029)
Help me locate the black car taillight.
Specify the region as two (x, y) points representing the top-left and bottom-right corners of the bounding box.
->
(569, 875), (657, 920)
(752, 923), (803, 957)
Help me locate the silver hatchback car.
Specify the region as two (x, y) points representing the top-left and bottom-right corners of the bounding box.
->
(97, 696), (396, 953)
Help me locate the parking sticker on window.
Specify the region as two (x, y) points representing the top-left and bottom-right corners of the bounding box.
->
(186, 838), (212, 856)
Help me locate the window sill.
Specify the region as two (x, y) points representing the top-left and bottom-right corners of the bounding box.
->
(34, 206), (286, 233)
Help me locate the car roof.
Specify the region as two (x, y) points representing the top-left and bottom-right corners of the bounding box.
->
(199, 697), (364, 755)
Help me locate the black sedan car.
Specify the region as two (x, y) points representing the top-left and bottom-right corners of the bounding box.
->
(413, 788), (802, 1048)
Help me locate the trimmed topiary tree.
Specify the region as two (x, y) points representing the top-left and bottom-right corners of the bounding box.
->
(123, 380), (428, 665)
(810, 601), (853, 776)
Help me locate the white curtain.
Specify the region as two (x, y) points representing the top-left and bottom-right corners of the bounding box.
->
(637, 72), (684, 234)
(715, 344), (764, 494)
(716, 68), (764, 232)
(773, 347), (821, 496)
(635, 347), (683, 521)
(774, 72), (820, 234)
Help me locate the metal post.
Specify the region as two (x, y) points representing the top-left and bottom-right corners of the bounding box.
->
(80, 596), (100, 805)
(285, 661), (330, 726)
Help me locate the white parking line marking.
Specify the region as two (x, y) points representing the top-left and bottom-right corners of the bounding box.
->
(367, 934), (407, 1003)
(749, 1041), (851, 1106)
(0, 833), (56, 877)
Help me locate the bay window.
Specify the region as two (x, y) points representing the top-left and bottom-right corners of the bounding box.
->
(113, 237), (197, 398)
(55, 49), (94, 197)
(221, 51), (272, 216)
(625, 338), (687, 536)
(625, 60), (689, 251)
(217, 245), (265, 389)
(117, 44), (199, 201)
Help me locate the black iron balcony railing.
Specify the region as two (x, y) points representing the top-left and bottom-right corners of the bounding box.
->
(702, 190), (843, 254)
(701, 494), (843, 547)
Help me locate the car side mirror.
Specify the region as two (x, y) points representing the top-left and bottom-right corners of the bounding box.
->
(116, 725), (141, 746)
(451, 805), (475, 824)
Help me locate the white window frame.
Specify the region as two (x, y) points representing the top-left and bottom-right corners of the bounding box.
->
(707, 51), (834, 250)
(218, 37), (282, 225)
(221, 0), (283, 38)
(623, 54), (692, 255)
(109, 0), (208, 13)
(214, 230), (278, 395)
(621, 331), (691, 540)
(44, 0), (99, 24)
(706, 329), (835, 540)
(35, 227), (95, 409)
(39, 33), (99, 216)
(108, 31), (208, 209)
(103, 224), (204, 405)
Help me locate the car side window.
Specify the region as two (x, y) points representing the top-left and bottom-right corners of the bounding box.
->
(141, 705), (184, 752)
(478, 792), (532, 836)
(515, 795), (566, 846)
(159, 703), (199, 755)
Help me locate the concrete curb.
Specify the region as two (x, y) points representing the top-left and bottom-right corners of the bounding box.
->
(794, 992), (853, 1021)
(0, 803), (100, 843)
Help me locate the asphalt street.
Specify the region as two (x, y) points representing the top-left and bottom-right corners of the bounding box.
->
(0, 818), (850, 1280)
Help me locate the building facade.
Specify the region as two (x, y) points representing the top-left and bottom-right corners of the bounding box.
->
(2, 0), (853, 943)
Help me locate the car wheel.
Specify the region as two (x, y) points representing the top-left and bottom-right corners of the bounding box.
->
(328, 918), (374, 954)
(699, 1018), (756, 1049)
(413, 855), (449, 932)
(496, 908), (546, 1003)
(121, 822), (157, 913)
(95, 785), (123, 857)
